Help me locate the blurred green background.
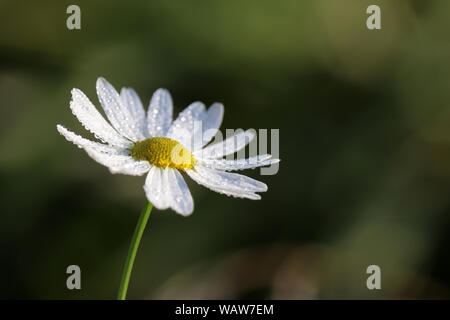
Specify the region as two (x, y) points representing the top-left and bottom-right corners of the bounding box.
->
(1, 0), (450, 299)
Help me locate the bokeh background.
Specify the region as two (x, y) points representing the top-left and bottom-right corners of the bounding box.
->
(1, 0), (450, 299)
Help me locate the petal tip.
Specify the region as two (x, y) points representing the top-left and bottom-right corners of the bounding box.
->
(96, 76), (107, 84)
(175, 206), (194, 216)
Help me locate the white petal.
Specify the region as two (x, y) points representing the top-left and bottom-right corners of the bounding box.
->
(196, 102), (224, 149)
(57, 124), (122, 155)
(147, 88), (173, 137)
(69, 88), (131, 148)
(120, 87), (148, 138)
(96, 77), (146, 142)
(144, 166), (170, 210)
(165, 169), (194, 216)
(210, 187), (261, 200)
(195, 129), (255, 159)
(189, 165), (267, 192)
(85, 148), (151, 176)
(167, 101), (205, 149)
(211, 188), (261, 200)
(197, 154), (280, 171)
(186, 168), (261, 200)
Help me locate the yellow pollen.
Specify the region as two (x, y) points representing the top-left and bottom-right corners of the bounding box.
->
(130, 137), (195, 170)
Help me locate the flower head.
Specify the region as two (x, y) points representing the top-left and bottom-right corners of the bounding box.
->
(57, 77), (279, 216)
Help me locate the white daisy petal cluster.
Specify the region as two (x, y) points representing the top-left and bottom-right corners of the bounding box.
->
(57, 77), (280, 216)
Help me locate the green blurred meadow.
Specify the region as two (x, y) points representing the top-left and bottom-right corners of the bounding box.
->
(1, 0), (450, 299)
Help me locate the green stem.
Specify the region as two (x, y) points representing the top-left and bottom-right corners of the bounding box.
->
(117, 201), (153, 300)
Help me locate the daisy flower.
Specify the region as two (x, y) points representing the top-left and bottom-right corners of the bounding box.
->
(57, 77), (279, 216)
(57, 77), (280, 299)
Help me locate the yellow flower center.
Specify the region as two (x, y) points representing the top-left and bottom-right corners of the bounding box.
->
(130, 137), (195, 170)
